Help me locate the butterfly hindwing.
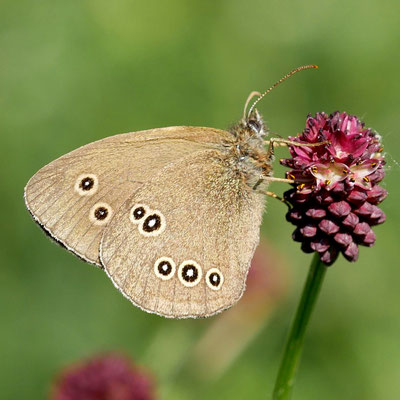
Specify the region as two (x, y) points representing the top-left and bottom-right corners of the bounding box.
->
(100, 149), (265, 318)
(24, 127), (231, 266)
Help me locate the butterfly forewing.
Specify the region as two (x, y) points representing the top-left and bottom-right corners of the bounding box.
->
(24, 127), (231, 266)
(100, 149), (265, 318)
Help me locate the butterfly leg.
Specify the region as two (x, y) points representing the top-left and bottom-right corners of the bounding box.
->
(252, 181), (291, 207)
(252, 175), (295, 191)
(264, 191), (291, 208)
(265, 137), (329, 159)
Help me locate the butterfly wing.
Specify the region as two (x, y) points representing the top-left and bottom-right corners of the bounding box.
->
(100, 149), (265, 318)
(24, 127), (232, 266)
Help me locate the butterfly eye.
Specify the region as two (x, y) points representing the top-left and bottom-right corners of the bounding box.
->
(154, 257), (176, 280)
(129, 204), (149, 224)
(247, 119), (261, 134)
(138, 210), (166, 237)
(74, 174), (98, 196)
(178, 260), (202, 287)
(89, 202), (112, 225)
(205, 268), (224, 290)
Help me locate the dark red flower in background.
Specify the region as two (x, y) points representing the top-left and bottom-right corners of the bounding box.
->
(281, 112), (387, 265)
(51, 353), (155, 400)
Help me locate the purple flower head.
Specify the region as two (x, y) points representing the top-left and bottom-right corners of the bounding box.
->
(51, 353), (156, 400)
(281, 112), (387, 265)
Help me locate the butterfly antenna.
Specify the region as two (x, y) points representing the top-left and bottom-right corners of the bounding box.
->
(243, 91), (262, 120)
(247, 64), (318, 118)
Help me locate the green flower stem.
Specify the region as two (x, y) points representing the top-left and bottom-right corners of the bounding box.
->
(273, 253), (327, 400)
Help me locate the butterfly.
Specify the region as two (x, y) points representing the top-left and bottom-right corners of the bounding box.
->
(24, 65), (318, 318)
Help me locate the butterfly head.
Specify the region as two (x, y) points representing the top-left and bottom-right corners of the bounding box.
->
(229, 109), (268, 150)
(235, 65), (319, 143)
(244, 109), (267, 138)
(236, 90), (268, 140)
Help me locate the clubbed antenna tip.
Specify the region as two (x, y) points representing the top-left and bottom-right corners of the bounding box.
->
(247, 65), (319, 117)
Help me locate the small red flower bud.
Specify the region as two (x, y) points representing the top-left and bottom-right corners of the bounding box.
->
(354, 222), (371, 236)
(344, 242), (359, 262)
(342, 213), (360, 229)
(319, 219), (340, 235)
(334, 232), (353, 247)
(347, 190), (368, 204)
(328, 201), (352, 218)
(305, 208), (326, 219)
(300, 224), (318, 237)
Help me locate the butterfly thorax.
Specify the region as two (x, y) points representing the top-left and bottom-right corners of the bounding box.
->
(226, 111), (273, 190)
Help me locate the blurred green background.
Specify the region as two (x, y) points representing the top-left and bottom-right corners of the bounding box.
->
(1, 0), (399, 399)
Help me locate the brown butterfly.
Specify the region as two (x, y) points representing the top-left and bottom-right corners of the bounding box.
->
(24, 65), (318, 318)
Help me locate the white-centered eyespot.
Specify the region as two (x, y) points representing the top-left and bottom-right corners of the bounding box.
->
(138, 210), (166, 237)
(178, 260), (202, 287)
(89, 202), (113, 225)
(154, 257), (176, 280)
(129, 203), (150, 224)
(74, 174), (98, 196)
(205, 268), (224, 291)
